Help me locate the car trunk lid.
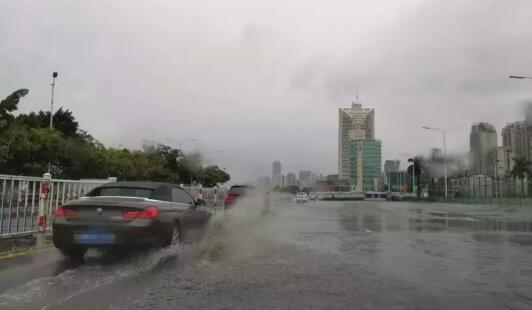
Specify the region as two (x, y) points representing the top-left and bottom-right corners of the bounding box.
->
(61, 197), (157, 223)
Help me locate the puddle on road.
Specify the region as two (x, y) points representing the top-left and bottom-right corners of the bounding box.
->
(0, 198), (292, 310)
(0, 243), (191, 310)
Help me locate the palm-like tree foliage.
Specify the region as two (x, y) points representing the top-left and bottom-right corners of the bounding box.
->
(510, 157), (532, 197)
(0, 89), (29, 128)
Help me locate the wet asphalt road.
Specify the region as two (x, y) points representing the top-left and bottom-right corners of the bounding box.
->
(1, 201), (532, 310)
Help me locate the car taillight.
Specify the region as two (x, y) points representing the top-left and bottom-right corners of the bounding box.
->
(138, 206), (159, 218)
(55, 206), (77, 218)
(122, 210), (141, 219)
(122, 206), (159, 219)
(224, 194), (237, 202)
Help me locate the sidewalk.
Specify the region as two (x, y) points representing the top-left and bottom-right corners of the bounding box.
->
(0, 232), (54, 260)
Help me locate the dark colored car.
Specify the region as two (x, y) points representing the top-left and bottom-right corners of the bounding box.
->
(52, 181), (212, 258)
(224, 185), (254, 209)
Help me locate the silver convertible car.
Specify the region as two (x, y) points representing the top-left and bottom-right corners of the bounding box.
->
(52, 181), (212, 258)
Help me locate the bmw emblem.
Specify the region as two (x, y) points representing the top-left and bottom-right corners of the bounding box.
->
(96, 208), (103, 215)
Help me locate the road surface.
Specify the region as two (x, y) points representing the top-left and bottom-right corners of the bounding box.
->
(1, 201), (532, 309)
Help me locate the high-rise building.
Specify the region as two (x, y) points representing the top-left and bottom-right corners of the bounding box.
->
(488, 147), (515, 177)
(502, 121), (532, 161)
(286, 173), (297, 186)
(430, 148), (443, 161)
(338, 100), (375, 180)
(383, 159), (400, 185)
(348, 139), (382, 192)
(388, 171), (407, 192)
(309, 173), (326, 186)
(272, 160), (282, 187)
(298, 170), (312, 187)
(469, 122), (497, 175)
(272, 160), (281, 175)
(383, 160), (400, 174)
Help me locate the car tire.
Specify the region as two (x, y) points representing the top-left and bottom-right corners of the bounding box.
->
(58, 246), (87, 259)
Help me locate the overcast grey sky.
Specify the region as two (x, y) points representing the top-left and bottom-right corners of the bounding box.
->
(2, 0), (532, 182)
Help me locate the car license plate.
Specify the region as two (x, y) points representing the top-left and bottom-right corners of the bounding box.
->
(74, 233), (115, 244)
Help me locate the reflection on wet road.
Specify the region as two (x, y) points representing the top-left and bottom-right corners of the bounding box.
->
(1, 201), (532, 309)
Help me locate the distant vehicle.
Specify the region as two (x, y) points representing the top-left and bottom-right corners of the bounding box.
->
(52, 181), (211, 259)
(388, 192), (401, 201)
(294, 192), (309, 203)
(363, 191), (389, 201)
(308, 192), (318, 201)
(224, 185), (255, 209)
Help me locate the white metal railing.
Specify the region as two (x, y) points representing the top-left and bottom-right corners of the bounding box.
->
(0, 175), (227, 237)
(0, 174), (112, 237)
(182, 186), (228, 207)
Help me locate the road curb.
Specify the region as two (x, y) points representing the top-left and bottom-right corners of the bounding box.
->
(0, 232), (53, 260)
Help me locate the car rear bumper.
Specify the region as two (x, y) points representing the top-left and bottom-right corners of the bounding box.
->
(224, 200), (238, 209)
(52, 222), (167, 249)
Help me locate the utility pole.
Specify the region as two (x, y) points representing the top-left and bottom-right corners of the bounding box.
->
(49, 72), (58, 129)
(48, 72), (58, 173)
(443, 129), (448, 198)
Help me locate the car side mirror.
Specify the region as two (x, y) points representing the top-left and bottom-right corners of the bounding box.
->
(196, 199), (206, 206)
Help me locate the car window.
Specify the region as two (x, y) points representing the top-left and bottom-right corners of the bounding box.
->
(87, 187), (153, 198)
(228, 186), (249, 195)
(172, 188), (194, 204)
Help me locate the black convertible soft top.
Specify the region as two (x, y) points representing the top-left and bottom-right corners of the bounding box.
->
(97, 181), (172, 190)
(87, 181), (186, 201)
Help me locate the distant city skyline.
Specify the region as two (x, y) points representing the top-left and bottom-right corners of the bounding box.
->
(3, 1), (532, 183)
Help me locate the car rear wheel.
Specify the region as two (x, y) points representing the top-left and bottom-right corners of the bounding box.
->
(58, 246), (87, 259)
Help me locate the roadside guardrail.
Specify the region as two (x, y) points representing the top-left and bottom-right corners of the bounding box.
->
(0, 174), (227, 237)
(0, 174), (111, 237)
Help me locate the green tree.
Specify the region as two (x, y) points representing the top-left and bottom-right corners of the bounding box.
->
(198, 165), (230, 187)
(407, 156), (425, 196)
(177, 152), (203, 184)
(0, 89), (29, 129)
(0, 124), (33, 172)
(16, 108), (79, 137)
(510, 157), (532, 197)
(0, 88), (232, 184)
(0, 126), (64, 176)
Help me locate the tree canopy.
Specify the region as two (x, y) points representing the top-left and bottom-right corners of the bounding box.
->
(511, 157), (532, 197)
(0, 89), (230, 186)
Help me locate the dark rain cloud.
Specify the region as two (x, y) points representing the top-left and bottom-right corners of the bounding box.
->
(1, 0), (532, 181)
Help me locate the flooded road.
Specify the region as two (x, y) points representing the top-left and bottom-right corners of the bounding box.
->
(1, 201), (532, 309)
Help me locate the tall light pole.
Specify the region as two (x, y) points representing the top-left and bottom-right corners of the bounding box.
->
(47, 72), (58, 173)
(422, 126), (448, 198)
(49, 72), (58, 129)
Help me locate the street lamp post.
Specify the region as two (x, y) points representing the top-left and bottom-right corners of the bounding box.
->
(422, 126), (448, 198)
(48, 72), (58, 173)
(49, 72), (58, 129)
(509, 75), (532, 80)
